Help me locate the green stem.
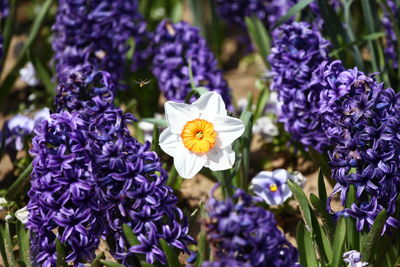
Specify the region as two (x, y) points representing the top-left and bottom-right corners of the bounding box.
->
(6, 163), (32, 200)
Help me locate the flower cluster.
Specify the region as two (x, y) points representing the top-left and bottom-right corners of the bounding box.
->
(52, 0), (152, 84)
(152, 20), (231, 108)
(28, 70), (193, 266)
(213, 0), (296, 29)
(313, 60), (400, 231)
(203, 187), (299, 266)
(268, 22), (331, 152)
(381, 0), (399, 69)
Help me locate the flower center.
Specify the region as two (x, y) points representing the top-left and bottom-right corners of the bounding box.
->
(269, 183), (278, 192)
(181, 119), (216, 153)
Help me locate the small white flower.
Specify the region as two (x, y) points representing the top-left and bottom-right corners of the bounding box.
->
(159, 92), (245, 178)
(15, 206), (29, 224)
(290, 171), (307, 188)
(343, 250), (368, 267)
(250, 169), (292, 205)
(19, 62), (39, 87)
(252, 116), (278, 141)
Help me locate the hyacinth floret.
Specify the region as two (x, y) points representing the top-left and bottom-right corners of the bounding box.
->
(29, 70), (193, 266)
(213, 0), (296, 29)
(204, 187), (299, 267)
(312, 60), (400, 232)
(52, 0), (152, 84)
(152, 20), (232, 108)
(268, 21), (330, 152)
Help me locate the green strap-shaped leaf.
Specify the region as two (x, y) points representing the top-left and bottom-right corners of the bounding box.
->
(16, 222), (31, 267)
(345, 185), (359, 251)
(0, 225), (9, 267)
(99, 260), (126, 267)
(90, 252), (105, 267)
(159, 239), (180, 267)
(195, 231), (210, 267)
(317, 169), (327, 205)
(245, 16), (270, 67)
(0, 0), (17, 71)
(140, 118), (168, 128)
(151, 124), (160, 154)
(56, 239), (67, 267)
(6, 163), (32, 200)
(309, 193), (335, 244)
(296, 221), (318, 267)
(238, 110), (253, 190)
(123, 224), (145, 262)
(361, 209), (387, 263)
(140, 262), (156, 267)
(331, 217), (347, 267)
(287, 180), (313, 233)
(3, 222), (17, 267)
(29, 51), (55, 96)
(272, 0), (315, 29)
(0, 0), (54, 105)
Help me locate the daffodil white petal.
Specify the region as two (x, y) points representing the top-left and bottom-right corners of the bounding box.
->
(192, 92), (227, 120)
(164, 101), (199, 134)
(159, 129), (179, 157)
(205, 146), (235, 171)
(213, 115), (245, 148)
(174, 143), (207, 178)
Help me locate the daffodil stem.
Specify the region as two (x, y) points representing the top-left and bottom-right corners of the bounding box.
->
(216, 170), (234, 198)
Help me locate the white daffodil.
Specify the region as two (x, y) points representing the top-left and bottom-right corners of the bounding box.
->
(15, 206), (29, 224)
(159, 92), (245, 178)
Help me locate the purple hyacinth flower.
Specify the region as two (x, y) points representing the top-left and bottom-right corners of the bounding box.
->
(213, 0), (296, 29)
(5, 115), (34, 151)
(52, 0), (152, 84)
(250, 169), (292, 206)
(152, 20), (232, 108)
(204, 187), (300, 267)
(268, 21), (331, 152)
(381, 0), (399, 69)
(29, 70), (194, 266)
(313, 59), (400, 232)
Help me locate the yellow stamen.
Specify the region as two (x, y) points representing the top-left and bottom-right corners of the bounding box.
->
(269, 184), (278, 192)
(181, 119), (216, 153)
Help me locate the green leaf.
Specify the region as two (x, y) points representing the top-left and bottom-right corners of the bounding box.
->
(3, 222), (16, 267)
(272, 0), (315, 29)
(287, 180), (313, 233)
(238, 111), (253, 190)
(309, 193), (335, 244)
(308, 148), (332, 186)
(56, 239), (67, 267)
(151, 124), (160, 154)
(0, 0), (17, 71)
(195, 231), (210, 267)
(310, 204), (333, 264)
(361, 209), (387, 263)
(253, 79), (269, 121)
(99, 260), (126, 267)
(317, 168), (327, 205)
(0, 225), (9, 267)
(345, 185), (359, 251)
(296, 221), (318, 267)
(140, 118), (167, 128)
(16, 222), (31, 267)
(123, 224), (141, 247)
(6, 163), (33, 200)
(90, 252), (105, 267)
(169, 0), (183, 22)
(331, 217), (347, 267)
(29, 52), (55, 96)
(140, 262), (156, 267)
(159, 239), (180, 267)
(0, 0), (54, 104)
(245, 16), (270, 67)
